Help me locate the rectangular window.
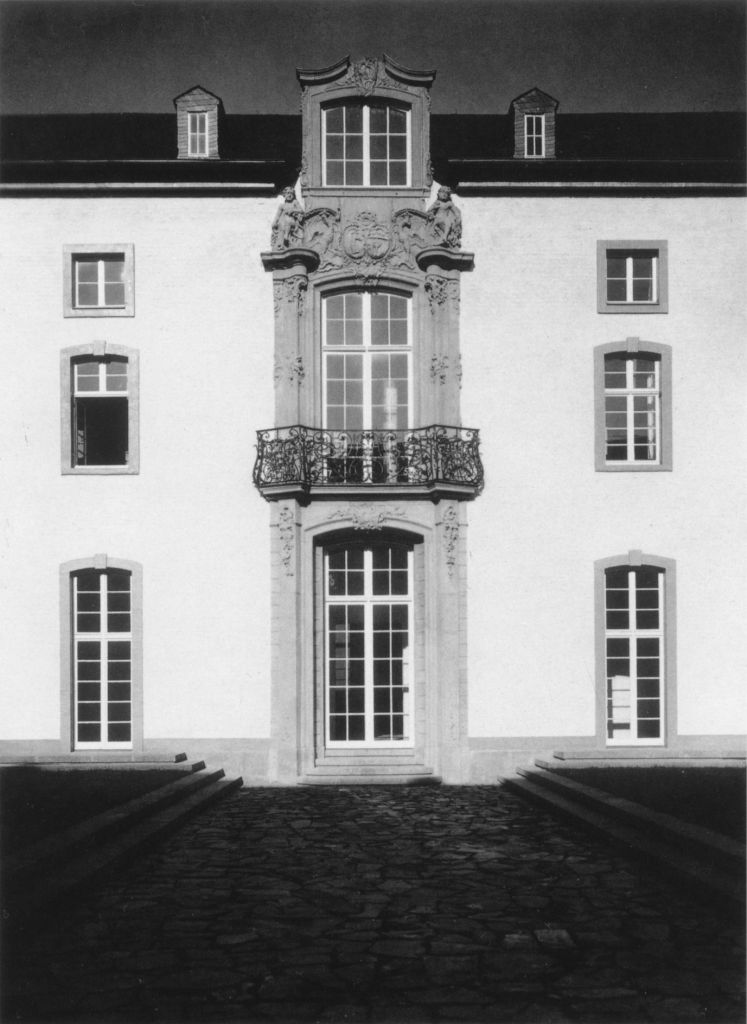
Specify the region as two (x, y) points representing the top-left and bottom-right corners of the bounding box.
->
(73, 569), (133, 749)
(524, 114), (545, 157)
(188, 111), (207, 156)
(323, 102), (410, 187)
(63, 244), (134, 317)
(597, 241), (668, 313)
(604, 566), (664, 745)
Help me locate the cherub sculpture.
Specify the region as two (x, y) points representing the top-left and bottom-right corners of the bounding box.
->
(427, 186), (462, 249)
(271, 187), (304, 250)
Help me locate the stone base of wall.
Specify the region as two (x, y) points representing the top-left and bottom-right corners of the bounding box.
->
(467, 734), (747, 782)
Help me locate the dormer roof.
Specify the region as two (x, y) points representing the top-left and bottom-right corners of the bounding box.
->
(510, 87), (559, 113)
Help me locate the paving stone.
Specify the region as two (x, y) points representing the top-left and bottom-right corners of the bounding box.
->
(5, 786), (744, 1022)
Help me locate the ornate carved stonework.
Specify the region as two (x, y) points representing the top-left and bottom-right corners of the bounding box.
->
(327, 503), (405, 531)
(430, 355), (449, 384)
(425, 274), (454, 310)
(300, 202), (463, 277)
(442, 504), (460, 577)
(278, 506), (295, 576)
(271, 187), (304, 250)
(348, 57), (380, 95)
(273, 355), (305, 386)
(273, 275), (308, 316)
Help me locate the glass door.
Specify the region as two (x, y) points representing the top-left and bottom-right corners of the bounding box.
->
(325, 541), (413, 747)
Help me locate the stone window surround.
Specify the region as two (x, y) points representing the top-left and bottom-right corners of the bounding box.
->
(594, 339), (672, 472)
(59, 555), (144, 753)
(299, 60), (433, 196)
(594, 551), (677, 749)
(597, 240), (669, 314)
(63, 244), (135, 318)
(60, 342), (140, 475)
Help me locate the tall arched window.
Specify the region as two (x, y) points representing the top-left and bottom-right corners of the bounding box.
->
(60, 557), (143, 751)
(324, 539), (414, 748)
(595, 553), (676, 747)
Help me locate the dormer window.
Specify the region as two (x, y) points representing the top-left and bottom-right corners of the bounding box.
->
(174, 85), (222, 160)
(188, 112), (207, 157)
(511, 87), (558, 159)
(323, 102), (410, 187)
(524, 114), (545, 158)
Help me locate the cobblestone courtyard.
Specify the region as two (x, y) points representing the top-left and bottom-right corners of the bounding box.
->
(3, 785), (744, 1023)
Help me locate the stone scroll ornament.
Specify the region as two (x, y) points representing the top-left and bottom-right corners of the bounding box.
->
(279, 187), (463, 273)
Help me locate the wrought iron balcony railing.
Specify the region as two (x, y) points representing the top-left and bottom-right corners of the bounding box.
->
(253, 425), (484, 499)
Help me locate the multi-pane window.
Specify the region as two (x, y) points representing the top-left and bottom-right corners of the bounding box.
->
(606, 249), (658, 304)
(325, 542), (412, 746)
(323, 102), (410, 186)
(72, 357), (129, 467)
(188, 111), (207, 156)
(74, 254), (126, 309)
(524, 114), (545, 157)
(73, 569), (133, 748)
(603, 354), (660, 464)
(323, 292), (410, 430)
(597, 242), (667, 313)
(604, 565), (664, 745)
(64, 245), (134, 317)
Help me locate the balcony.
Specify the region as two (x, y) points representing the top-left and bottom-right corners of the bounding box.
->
(253, 425), (484, 501)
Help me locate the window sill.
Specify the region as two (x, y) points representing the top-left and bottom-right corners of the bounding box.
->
(62, 465), (139, 475)
(597, 304), (668, 314)
(596, 463), (672, 473)
(64, 307), (134, 318)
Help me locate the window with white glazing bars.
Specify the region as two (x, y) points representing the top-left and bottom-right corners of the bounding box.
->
(524, 114), (545, 157)
(603, 354), (660, 464)
(73, 569), (133, 748)
(323, 102), (410, 186)
(605, 566), (664, 745)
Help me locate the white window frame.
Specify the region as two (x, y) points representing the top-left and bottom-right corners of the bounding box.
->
(61, 343), (140, 475)
(324, 543), (414, 749)
(595, 553), (677, 749)
(60, 556), (144, 754)
(597, 240), (668, 314)
(524, 114), (545, 158)
(322, 103), (411, 187)
(604, 566), (665, 746)
(322, 291), (413, 431)
(63, 244), (135, 318)
(594, 340), (672, 473)
(188, 110), (207, 157)
(603, 354), (660, 465)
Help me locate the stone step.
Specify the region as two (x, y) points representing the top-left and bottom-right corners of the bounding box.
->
(521, 765), (744, 870)
(552, 748), (746, 765)
(2, 767), (243, 924)
(300, 767), (441, 786)
(0, 751), (189, 764)
(500, 772), (744, 906)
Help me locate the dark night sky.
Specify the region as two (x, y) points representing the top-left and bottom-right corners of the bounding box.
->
(0, 0), (744, 115)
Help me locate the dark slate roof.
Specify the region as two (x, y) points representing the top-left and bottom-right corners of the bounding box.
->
(0, 114), (302, 190)
(430, 113), (746, 188)
(1, 111), (744, 191)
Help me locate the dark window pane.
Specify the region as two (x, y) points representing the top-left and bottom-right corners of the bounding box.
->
(108, 683), (131, 701)
(325, 106), (343, 132)
(107, 660), (131, 681)
(77, 662), (101, 681)
(77, 613), (101, 632)
(370, 162), (387, 186)
(636, 610), (659, 630)
(606, 638), (629, 657)
(78, 723), (101, 742)
(369, 105), (387, 132)
(78, 683), (101, 701)
(607, 280), (627, 302)
(108, 723), (132, 742)
(75, 397), (128, 466)
(346, 161), (363, 185)
(107, 703), (131, 722)
(330, 717), (347, 741)
(637, 720), (660, 739)
(108, 641), (131, 659)
(348, 688), (364, 714)
(346, 105), (362, 132)
(348, 715), (365, 740)
(108, 613), (131, 633)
